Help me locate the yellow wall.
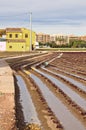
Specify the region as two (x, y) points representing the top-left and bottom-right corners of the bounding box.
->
(21, 28), (30, 50)
(6, 32), (23, 39)
(6, 42), (26, 52)
(21, 28), (36, 50)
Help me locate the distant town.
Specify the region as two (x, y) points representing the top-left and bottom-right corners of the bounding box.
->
(0, 28), (86, 52)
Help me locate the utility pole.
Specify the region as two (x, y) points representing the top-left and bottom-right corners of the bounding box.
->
(29, 12), (32, 51)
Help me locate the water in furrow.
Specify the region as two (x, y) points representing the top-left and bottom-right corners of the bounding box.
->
(34, 68), (86, 111)
(16, 75), (41, 125)
(30, 73), (86, 130)
(50, 66), (86, 82)
(43, 67), (86, 92)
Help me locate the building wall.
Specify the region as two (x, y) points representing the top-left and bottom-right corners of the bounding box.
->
(69, 35), (79, 41)
(21, 28), (30, 50)
(0, 42), (6, 51)
(6, 32), (23, 39)
(6, 42), (26, 52)
(36, 33), (44, 43)
(36, 33), (50, 44)
(50, 35), (56, 42)
(21, 28), (36, 50)
(79, 36), (86, 41)
(55, 34), (69, 45)
(32, 31), (36, 49)
(45, 35), (50, 43)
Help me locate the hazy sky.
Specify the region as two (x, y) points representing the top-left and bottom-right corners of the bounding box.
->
(0, 0), (86, 35)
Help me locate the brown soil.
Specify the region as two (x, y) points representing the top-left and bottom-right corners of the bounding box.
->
(3, 52), (86, 130)
(0, 93), (16, 130)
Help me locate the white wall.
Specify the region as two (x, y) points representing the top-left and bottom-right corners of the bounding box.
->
(35, 42), (39, 49)
(0, 42), (6, 51)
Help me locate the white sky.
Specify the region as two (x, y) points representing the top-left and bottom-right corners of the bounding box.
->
(0, 0), (86, 35)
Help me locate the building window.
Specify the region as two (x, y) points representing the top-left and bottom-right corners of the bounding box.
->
(25, 34), (28, 38)
(9, 34), (12, 38)
(9, 46), (12, 48)
(15, 34), (18, 38)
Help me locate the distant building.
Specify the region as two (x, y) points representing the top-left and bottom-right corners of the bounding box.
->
(55, 34), (69, 45)
(79, 36), (86, 41)
(36, 33), (70, 46)
(69, 35), (80, 41)
(50, 35), (56, 42)
(36, 33), (50, 44)
(45, 34), (50, 43)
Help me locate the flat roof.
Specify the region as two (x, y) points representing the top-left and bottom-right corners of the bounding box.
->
(6, 28), (22, 33)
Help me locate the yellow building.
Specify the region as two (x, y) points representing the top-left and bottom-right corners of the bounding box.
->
(6, 28), (36, 51)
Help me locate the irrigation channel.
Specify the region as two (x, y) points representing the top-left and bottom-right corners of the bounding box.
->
(5, 52), (86, 130)
(16, 75), (41, 125)
(48, 66), (86, 81)
(29, 73), (86, 130)
(39, 67), (86, 110)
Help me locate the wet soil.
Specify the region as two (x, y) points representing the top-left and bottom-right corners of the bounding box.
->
(30, 69), (86, 128)
(14, 76), (26, 130)
(18, 71), (62, 130)
(5, 52), (86, 130)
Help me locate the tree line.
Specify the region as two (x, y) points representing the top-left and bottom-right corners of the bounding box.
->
(39, 39), (86, 48)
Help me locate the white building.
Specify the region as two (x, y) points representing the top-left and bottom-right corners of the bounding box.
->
(35, 42), (39, 49)
(0, 39), (6, 51)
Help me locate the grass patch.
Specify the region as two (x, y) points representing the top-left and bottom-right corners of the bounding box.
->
(36, 48), (86, 52)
